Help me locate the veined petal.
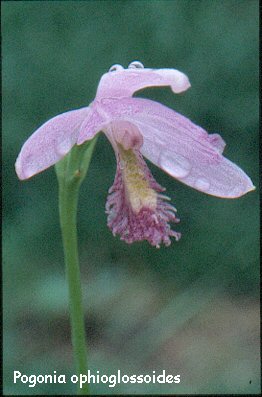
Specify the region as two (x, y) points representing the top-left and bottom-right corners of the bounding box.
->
(77, 103), (107, 144)
(15, 106), (93, 180)
(96, 67), (191, 100)
(99, 98), (255, 198)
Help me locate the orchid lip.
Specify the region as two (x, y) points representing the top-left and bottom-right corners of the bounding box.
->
(106, 141), (181, 247)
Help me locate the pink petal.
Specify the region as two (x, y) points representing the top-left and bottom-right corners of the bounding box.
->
(95, 68), (191, 100)
(77, 104), (106, 144)
(98, 98), (255, 198)
(15, 106), (91, 180)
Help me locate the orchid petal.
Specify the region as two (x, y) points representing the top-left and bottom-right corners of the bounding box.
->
(96, 67), (191, 100)
(77, 105), (107, 145)
(99, 98), (255, 198)
(15, 107), (91, 180)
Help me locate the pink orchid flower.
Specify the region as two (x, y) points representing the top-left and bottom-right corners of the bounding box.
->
(15, 61), (255, 247)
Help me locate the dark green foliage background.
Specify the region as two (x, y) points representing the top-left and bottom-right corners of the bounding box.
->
(3, 1), (259, 395)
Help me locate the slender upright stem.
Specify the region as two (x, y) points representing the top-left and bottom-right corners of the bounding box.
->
(59, 181), (88, 395)
(56, 138), (98, 395)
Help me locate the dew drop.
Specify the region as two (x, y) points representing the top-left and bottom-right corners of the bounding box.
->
(153, 136), (164, 147)
(119, 160), (125, 170)
(23, 160), (39, 179)
(194, 178), (210, 191)
(159, 151), (191, 178)
(228, 183), (247, 198)
(109, 64), (124, 72)
(128, 61), (144, 69)
(208, 133), (226, 154)
(56, 140), (72, 156)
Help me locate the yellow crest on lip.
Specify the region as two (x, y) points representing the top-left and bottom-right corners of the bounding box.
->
(118, 144), (157, 213)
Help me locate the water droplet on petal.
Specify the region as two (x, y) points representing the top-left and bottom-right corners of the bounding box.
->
(119, 160), (125, 170)
(56, 140), (72, 157)
(194, 178), (210, 191)
(159, 151), (191, 179)
(153, 136), (165, 147)
(109, 64), (124, 72)
(128, 61), (144, 69)
(228, 184), (245, 198)
(23, 160), (39, 179)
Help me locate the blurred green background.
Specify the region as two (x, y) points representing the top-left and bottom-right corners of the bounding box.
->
(3, 0), (259, 395)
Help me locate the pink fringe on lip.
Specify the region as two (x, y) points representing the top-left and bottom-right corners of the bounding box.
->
(106, 150), (181, 247)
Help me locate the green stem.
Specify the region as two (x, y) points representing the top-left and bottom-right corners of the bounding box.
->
(56, 138), (98, 395)
(59, 182), (88, 395)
